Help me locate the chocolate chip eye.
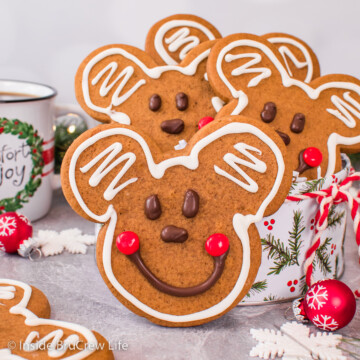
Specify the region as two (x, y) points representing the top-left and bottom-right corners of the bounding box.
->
(182, 189), (199, 218)
(261, 102), (277, 123)
(176, 92), (188, 111)
(149, 94), (161, 111)
(290, 113), (305, 133)
(145, 194), (162, 220)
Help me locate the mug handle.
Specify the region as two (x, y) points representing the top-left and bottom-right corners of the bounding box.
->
(52, 104), (95, 189)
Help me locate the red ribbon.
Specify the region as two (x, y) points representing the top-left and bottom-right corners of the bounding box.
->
(286, 171), (360, 298)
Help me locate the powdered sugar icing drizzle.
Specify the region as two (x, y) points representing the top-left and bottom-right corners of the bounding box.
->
(267, 36), (314, 83)
(154, 20), (216, 65)
(0, 285), (15, 305)
(215, 143), (266, 192)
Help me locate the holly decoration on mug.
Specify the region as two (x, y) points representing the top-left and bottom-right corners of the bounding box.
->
(0, 212), (41, 258)
(0, 118), (44, 213)
(293, 279), (356, 331)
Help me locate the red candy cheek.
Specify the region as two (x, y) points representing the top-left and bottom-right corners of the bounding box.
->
(198, 116), (214, 129)
(116, 231), (139, 255)
(205, 233), (229, 257)
(303, 147), (323, 167)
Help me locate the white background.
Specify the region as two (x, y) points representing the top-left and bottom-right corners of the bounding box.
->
(1, 0), (360, 105)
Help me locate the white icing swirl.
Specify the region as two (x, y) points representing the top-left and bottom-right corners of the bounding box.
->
(154, 20), (216, 65)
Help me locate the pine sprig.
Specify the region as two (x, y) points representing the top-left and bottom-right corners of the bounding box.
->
(299, 275), (308, 295)
(246, 280), (268, 298)
(327, 206), (345, 229)
(315, 237), (332, 276)
(263, 294), (276, 302)
(262, 211), (305, 275)
(289, 182), (297, 193)
(334, 255), (339, 279)
(262, 235), (293, 275)
(288, 210), (305, 265)
(299, 178), (325, 195)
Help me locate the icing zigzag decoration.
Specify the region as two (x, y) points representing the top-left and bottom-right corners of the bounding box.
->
(145, 14), (222, 65)
(263, 32), (320, 83)
(0, 279), (113, 359)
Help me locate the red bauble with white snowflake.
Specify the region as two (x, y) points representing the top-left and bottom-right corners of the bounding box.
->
(303, 279), (356, 331)
(0, 212), (36, 257)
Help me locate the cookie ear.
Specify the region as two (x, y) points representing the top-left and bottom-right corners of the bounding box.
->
(75, 45), (158, 125)
(264, 32), (320, 83)
(207, 34), (290, 111)
(145, 14), (221, 65)
(61, 125), (158, 223)
(189, 117), (291, 218)
(309, 74), (360, 175)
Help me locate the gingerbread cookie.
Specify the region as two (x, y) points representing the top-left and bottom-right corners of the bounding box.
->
(0, 279), (113, 359)
(207, 33), (360, 179)
(75, 37), (224, 153)
(145, 14), (221, 65)
(61, 116), (292, 327)
(263, 33), (320, 83)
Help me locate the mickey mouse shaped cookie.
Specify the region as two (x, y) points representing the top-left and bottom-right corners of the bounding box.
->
(0, 279), (113, 359)
(61, 116), (292, 327)
(75, 16), (223, 153)
(207, 34), (360, 179)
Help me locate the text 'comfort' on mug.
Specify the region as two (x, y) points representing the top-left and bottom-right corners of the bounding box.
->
(0, 80), (57, 221)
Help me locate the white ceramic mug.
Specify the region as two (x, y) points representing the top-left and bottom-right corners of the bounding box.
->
(0, 79), (71, 221)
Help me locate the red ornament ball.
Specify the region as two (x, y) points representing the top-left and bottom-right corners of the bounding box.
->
(198, 116), (214, 129)
(205, 233), (229, 257)
(0, 212), (33, 254)
(116, 231), (139, 255)
(303, 147), (323, 167)
(303, 279), (356, 331)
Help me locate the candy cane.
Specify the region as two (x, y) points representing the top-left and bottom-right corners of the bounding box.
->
(286, 172), (360, 298)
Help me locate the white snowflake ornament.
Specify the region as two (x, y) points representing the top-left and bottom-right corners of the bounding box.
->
(306, 284), (328, 310)
(303, 280), (357, 331)
(0, 215), (17, 236)
(250, 321), (346, 360)
(35, 228), (96, 256)
(312, 314), (339, 332)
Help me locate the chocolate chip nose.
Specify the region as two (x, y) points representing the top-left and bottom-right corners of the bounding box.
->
(275, 130), (291, 146)
(161, 225), (188, 243)
(160, 119), (184, 134)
